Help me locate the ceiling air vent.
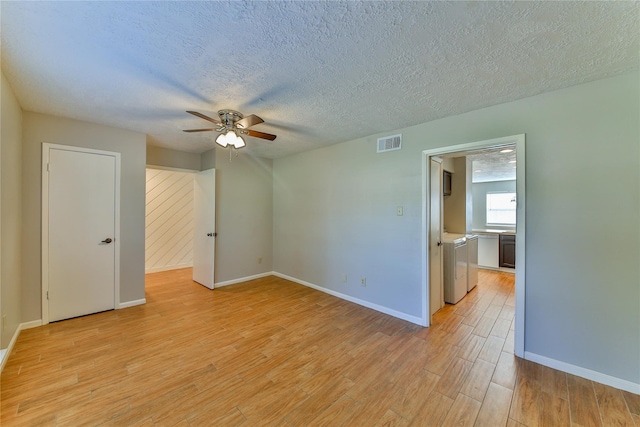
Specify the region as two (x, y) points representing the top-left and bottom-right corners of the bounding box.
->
(377, 134), (402, 153)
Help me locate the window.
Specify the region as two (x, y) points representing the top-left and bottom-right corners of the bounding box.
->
(486, 192), (516, 225)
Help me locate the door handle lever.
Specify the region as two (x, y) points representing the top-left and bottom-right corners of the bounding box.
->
(207, 232), (217, 237)
(101, 238), (113, 244)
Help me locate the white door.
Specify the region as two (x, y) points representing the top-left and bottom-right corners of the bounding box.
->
(43, 145), (119, 323)
(429, 157), (444, 318)
(193, 169), (216, 289)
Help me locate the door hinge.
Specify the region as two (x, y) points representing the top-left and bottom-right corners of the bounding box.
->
(46, 163), (50, 172)
(47, 291), (49, 300)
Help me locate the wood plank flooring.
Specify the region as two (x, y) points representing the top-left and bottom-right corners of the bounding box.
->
(2, 269), (638, 426)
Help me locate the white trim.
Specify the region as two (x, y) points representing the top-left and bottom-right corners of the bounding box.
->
(214, 272), (274, 288)
(422, 134), (526, 357)
(478, 266), (516, 274)
(1, 320), (43, 373)
(42, 146), (50, 324)
(273, 272), (423, 326)
(1, 329), (19, 373)
(41, 143), (121, 325)
(118, 299), (146, 309)
(20, 320), (43, 330)
(525, 351), (640, 395)
(114, 153), (122, 316)
(145, 263), (193, 274)
(145, 165), (198, 173)
(420, 154), (430, 326)
(514, 140), (526, 358)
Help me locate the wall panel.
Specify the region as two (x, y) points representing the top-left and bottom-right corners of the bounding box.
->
(145, 169), (194, 273)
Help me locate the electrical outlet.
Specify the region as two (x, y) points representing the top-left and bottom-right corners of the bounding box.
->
(258, 257), (262, 264)
(342, 274), (347, 283)
(361, 278), (366, 287)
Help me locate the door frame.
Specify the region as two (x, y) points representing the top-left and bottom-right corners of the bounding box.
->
(428, 156), (444, 323)
(421, 134), (526, 358)
(41, 143), (121, 325)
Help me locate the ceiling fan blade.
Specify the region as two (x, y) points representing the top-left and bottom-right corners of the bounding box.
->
(244, 129), (277, 141)
(183, 128), (216, 133)
(236, 114), (264, 129)
(186, 111), (222, 125)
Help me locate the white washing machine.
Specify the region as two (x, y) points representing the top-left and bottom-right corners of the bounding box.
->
(443, 233), (468, 304)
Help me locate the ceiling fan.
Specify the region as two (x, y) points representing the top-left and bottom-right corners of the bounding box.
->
(183, 109), (276, 150)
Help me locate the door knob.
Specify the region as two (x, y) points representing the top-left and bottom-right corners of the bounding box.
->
(101, 238), (113, 244)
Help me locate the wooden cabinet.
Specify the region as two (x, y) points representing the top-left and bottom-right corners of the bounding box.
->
(499, 234), (516, 268)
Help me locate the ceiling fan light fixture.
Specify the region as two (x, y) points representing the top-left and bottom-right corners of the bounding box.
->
(184, 109), (275, 153)
(216, 130), (246, 149)
(232, 134), (246, 148)
(215, 132), (229, 147)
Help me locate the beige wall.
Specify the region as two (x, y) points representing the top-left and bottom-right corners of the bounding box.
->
(146, 144), (201, 171)
(443, 156), (467, 234)
(1, 71), (23, 348)
(22, 112), (147, 320)
(214, 150), (273, 283)
(200, 148), (216, 171)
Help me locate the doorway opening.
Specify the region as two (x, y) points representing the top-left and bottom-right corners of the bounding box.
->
(145, 168), (196, 274)
(422, 134), (525, 358)
(144, 166), (217, 289)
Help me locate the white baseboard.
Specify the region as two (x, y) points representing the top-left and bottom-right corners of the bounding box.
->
(273, 272), (423, 326)
(479, 267), (515, 274)
(145, 263), (192, 274)
(215, 272), (274, 288)
(1, 319), (44, 373)
(118, 298), (146, 309)
(21, 319), (43, 330)
(524, 351), (640, 395)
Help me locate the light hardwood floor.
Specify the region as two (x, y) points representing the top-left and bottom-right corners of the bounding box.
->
(2, 269), (639, 426)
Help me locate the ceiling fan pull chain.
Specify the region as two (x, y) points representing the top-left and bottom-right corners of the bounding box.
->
(229, 146), (232, 162)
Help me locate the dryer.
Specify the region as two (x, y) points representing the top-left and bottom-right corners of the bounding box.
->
(443, 233), (467, 304)
(466, 234), (479, 292)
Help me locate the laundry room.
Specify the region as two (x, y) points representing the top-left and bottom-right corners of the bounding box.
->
(441, 147), (517, 306)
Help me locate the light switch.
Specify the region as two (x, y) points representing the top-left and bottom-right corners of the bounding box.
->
(397, 206), (403, 216)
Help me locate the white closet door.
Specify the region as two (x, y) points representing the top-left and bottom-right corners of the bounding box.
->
(45, 145), (118, 322)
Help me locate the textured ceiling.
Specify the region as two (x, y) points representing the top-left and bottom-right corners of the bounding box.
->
(1, 1), (638, 159)
(441, 146), (517, 183)
(468, 148), (517, 183)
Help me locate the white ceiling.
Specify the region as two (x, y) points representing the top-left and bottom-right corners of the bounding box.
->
(468, 148), (517, 183)
(441, 146), (517, 183)
(2, 1), (638, 159)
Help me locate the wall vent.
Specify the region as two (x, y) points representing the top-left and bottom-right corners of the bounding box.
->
(377, 134), (402, 153)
